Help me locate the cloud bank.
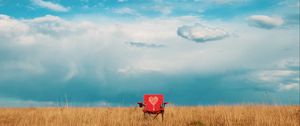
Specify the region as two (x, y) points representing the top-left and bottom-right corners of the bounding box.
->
(0, 14), (299, 106)
(177, 23), (229, 43)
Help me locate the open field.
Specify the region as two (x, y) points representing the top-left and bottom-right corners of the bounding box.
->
(0, 105), (299, 126)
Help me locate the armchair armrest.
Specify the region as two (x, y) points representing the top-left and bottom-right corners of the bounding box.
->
(137, 102), (144, 107)
(162, 102), (168, 107)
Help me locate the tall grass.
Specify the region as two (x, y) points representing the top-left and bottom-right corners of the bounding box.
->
(0, 105), (299, 126)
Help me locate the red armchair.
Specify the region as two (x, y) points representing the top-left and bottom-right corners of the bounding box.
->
(137, 94), (168, 121)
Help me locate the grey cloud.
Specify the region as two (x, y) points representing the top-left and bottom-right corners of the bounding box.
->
(177, 23), (229, 43)
(126, 41), (166, 48)
(247, 15), (284, 29)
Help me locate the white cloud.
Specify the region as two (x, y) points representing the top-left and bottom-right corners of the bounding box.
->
(152, 6), (172, 15)
(177, 23), (229, 43)
(253, 58), (299, 91)
(27, 15), (75, 36)
(258, 70), (296, 82)
(31, 0), (70, 12)
(0, 14), (9, 19)
(112, 7), (140, 16)
(279, 83), (299, 91)
(0, 15), (30, 43)
(247, 15), (284, 29)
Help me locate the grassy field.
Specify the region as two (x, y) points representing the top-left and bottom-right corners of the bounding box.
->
(0, 105), (299, 126)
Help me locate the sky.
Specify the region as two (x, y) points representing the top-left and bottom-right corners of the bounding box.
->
(0, 0), (299, 107)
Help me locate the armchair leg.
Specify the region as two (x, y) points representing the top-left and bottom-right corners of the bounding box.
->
(162, 112), (164, 121)
(153, 113), (159, 119)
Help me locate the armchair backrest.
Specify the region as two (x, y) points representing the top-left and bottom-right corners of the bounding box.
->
(144, 94), (164, 111)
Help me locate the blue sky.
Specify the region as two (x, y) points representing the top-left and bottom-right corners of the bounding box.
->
(0, 0), (299, 107)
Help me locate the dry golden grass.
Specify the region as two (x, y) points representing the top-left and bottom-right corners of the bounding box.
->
(0, 105), (299, 126)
